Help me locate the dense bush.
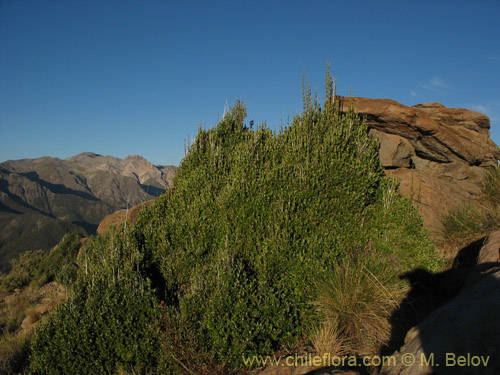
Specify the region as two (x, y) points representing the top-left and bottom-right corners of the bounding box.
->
(0, 250), (45, 293)
(132, 69), (440, 367)
(29, 68), (440, 372)
(0, 331), (32, 375)
(0, 234), (82, 375)
(0, 232), (83, 293)
(32, 232), (83, 287)
(29, 229), (160, 375)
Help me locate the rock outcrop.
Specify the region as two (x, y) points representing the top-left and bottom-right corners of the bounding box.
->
(340, 98), (500, 239)
(97, 200), (155, 236)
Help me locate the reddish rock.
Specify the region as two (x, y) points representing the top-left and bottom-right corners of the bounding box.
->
(97, 200), (155, 236)
(370, 129), (414, 168)
(340, 97), (500, 239)
(476, 230), (500, 264)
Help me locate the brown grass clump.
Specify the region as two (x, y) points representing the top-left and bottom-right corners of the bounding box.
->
(312, 255), (407, 357)
(310, 321), (348, 359)
(0, 281), (67, 374)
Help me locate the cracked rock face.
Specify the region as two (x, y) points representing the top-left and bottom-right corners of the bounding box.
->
(340, 97), (500, 239)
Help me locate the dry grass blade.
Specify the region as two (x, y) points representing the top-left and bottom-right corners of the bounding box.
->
(312, 256), (407, 356)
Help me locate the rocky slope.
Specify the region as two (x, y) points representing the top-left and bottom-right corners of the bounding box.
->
(340, 98), (500, 239)
(0, 153), (177, 272)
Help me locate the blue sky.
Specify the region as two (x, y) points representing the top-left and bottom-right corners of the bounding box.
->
(1, 0), (499, 166)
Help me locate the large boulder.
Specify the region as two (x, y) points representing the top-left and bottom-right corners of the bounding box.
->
(97, 200), (155, 236)
(340, 98), (500, 239)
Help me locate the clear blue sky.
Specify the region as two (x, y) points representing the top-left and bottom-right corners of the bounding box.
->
(1, 0), (499, 166)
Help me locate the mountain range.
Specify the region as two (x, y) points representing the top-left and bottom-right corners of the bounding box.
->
(0, 152), (177, 272)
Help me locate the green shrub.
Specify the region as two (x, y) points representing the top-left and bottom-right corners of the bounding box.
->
(29, 279), (159, 375)
(30, 67), (441, 372)
(0, 232), (83, 293)
(131, 68), (440, 367)
(366, 178), (443, 272)
(31, 232), (83, 287)
(0, 251), (45, 293)
(54, 264), (78, 286)
(29, 229), (160, 375)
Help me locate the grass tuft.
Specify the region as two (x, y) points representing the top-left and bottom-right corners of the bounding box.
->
(442, 167), (500, 246)
(313, 254), (407, 356)
(311, 321), (348, 358)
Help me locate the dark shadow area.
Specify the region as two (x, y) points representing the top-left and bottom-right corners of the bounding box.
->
(146, 262), (175, 306)
(0, 201), (23, 215)
(0, 188), (56, 218)
(140, 183), (165, 197)
(0, 166), (11, 175)
(413, 264), (500, 374)
(133, 232), (170, 305)
(0, 176), (10, 191)
(378, 236), (500, 374)
(71, 220), (98, 236)
(452, 237), (486, 268)
(382, 237), (486, 356)
(20, 171), (100, 201)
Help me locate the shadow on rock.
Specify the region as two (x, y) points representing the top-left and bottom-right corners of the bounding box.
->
(381, 237), (485, 355)
(379, 233), (500, 375)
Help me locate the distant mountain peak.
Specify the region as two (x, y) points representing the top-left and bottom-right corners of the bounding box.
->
(125, 154), (147, 161)
(67, 152), (101, 160)
(0, 153), (178, 272)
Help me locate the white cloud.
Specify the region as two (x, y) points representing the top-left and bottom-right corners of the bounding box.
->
(431, 77), (447, 88)
(410, 90), (417, 97)
(420, 77), (447, 94)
